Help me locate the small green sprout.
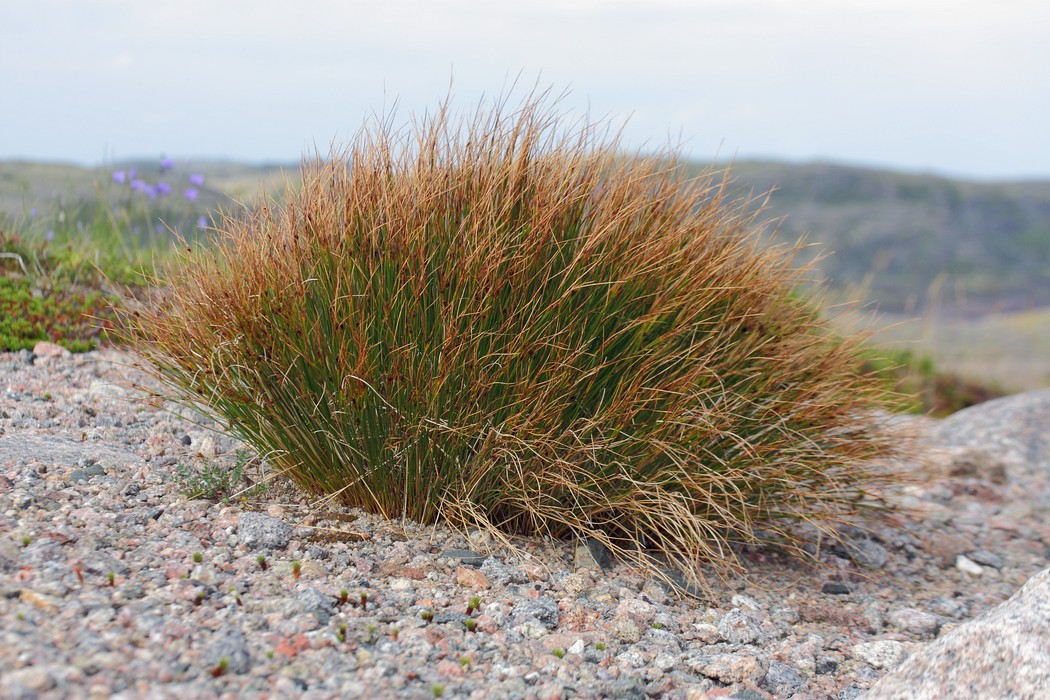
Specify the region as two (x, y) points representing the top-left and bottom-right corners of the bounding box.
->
(463, 618), (477, 632)
(420, 610), (434, 623)
(459, 656), (471, 667)
(651, 621), (664, 629)
(359, 591), (368, 609)
(432, 684), (445, 698)
(466, 595), (481, 614)
(192, 552), (203, 564)
(194, 591), (205, 606)
(595, 642), (607, 651)
(257, 554), (268, 570)
(367, 623), (377, 635)
(291, 561), (301, 579)
(210, 656), (229, 678)
(338, 589), (349, 606)
(391, 626), (400, 641)
(21, 536), (31, 548)
(552, 648), (565, 659)
(337, 623), (347, 642)
(107, 571), (115, 587)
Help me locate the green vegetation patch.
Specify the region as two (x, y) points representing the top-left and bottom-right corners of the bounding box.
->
(0, 276), (112, 352)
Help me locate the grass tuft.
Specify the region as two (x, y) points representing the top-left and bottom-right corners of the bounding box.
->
(118, 94), (908, 592)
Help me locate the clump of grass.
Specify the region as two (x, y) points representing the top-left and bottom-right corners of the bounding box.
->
(552, 648), (565, 659)
(118, 94), (907, 592)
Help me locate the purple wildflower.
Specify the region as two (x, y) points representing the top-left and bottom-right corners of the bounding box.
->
(46, 230), (55, 242)
(144, 185), (157, 199)
(188, 173), (205, 187)
(197, 215), (208, 230)
(160, 157), (174, 172)
(154, 223), (165, 234)
(156, 181), (172, 196)
(183, 187), (199, 201)
(29, 208), (38, 218)
(130, 178), (147, 192)
(112, 170), (127, 184)
(128, 167), (137, 179)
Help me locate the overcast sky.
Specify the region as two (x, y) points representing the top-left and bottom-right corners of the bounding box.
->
(2, 0), (1047, 179)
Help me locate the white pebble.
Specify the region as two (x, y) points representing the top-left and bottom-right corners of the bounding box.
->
(956, 555), (985, 576)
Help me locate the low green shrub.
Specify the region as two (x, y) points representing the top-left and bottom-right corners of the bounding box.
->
(0, 276), (112, 352)
(860, 347), (1005, 417)
(173, 448), (265, 502)
(118, 96), (907, 591)
(0, 156), (217, 352)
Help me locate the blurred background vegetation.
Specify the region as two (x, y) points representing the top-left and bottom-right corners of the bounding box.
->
(2, 157), (1047, 416)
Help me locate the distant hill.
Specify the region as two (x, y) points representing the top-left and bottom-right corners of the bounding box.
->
(707, 161), (1050, 316)
(3, 158), (1049, 317)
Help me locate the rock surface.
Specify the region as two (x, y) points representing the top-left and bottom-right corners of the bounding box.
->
(867, 567), (1050, 699)
(932, 388), (1050, 467)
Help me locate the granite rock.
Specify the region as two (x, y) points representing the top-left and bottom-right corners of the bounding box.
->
(237, 512), (293, 550)
(867, 567), (1050, 698)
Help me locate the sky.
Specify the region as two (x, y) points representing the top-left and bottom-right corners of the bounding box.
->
(1, 0), (1048, 180)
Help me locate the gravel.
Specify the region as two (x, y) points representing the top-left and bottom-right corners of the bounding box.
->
(1, 348), (1048, 699)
